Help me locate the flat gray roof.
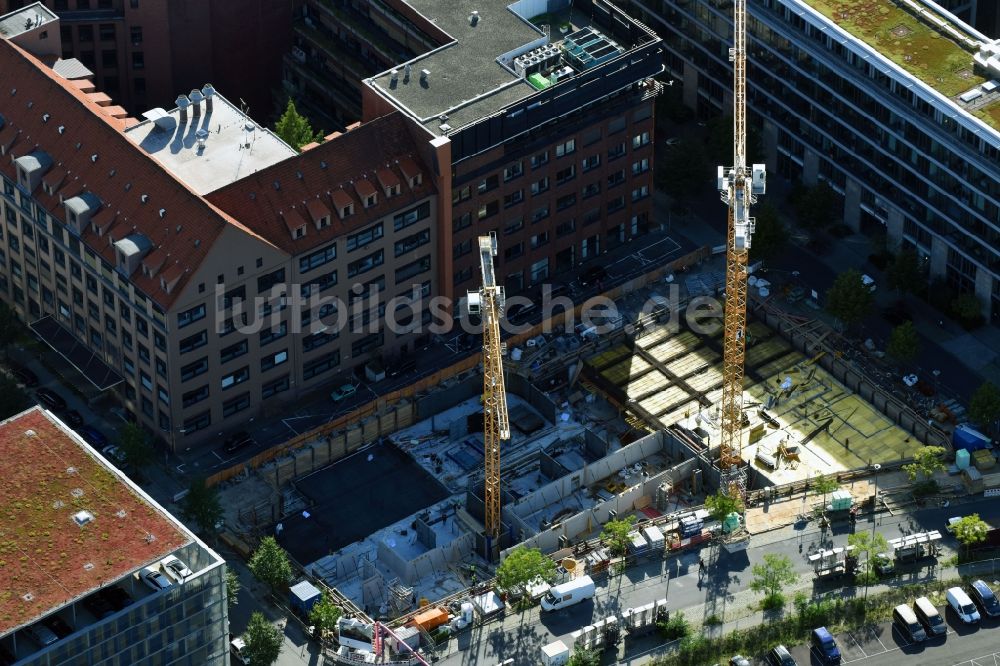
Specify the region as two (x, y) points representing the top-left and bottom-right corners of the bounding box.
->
(367, 0), (539, 134)
(0, 2), (57, 38)
(124, 92), (297, 195)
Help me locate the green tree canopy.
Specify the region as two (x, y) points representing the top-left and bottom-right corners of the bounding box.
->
(309, 591), (342, 637)
(601, 515), (637, 557)
(495, 546), (557, 594)
(886, 321), (920, 365)
(847, 530), (889, 578)
(0, 374), (31, 420)
(886, 248), (923, 295)
(567, 646), (601, 666)
(181, 477), (224, 536)
(969, 381), (1000, 430)
(705, 491), (744, 523)
(248, 536), (293, 594)
(902, 446), (946, 483)
(952, 293), (983, 327)
(825, 269), (874, 328)
(274, 99), (321, 151)
(657, 141), (709, 200)
(795, 181), (839, 231)
(750, 553), (798, 607)
(749, 203), (787, 264)
(811, 474), (839, 506)
(952, 514), (990, 554)
(118, 422), (154, 471)
(225, 569), (241, 609)
(243, 611), (283, 666)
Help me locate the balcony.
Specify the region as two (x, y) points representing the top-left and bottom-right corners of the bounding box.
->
(294, 22), (382, 83)
(311, 0), (414, 65)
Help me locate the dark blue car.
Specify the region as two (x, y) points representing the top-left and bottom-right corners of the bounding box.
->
(78, 426), (109, 449)
(811, 627), (841, 665)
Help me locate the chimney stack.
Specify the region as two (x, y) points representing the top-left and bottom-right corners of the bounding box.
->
(202, 83), (216, 113)
(175, 94), (191, 124)
(189, 89), (204, 117)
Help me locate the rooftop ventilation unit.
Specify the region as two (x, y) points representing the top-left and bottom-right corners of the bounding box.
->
(390, 69), (398, 83)
(72, 510), (94, 527)
(470, 10), (479, 26)
(420, 69), (430, 82)
(202, 83), (215, 112)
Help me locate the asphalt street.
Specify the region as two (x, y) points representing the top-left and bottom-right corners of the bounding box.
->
(433, 496), (1000, 666)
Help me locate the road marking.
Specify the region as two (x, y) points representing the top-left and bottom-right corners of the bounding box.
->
(847, 629), (868, 658)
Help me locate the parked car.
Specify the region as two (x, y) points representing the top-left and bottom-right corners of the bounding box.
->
(139, 566), (173, 592)
(35, 388), (67, 411)
(504, 300), (536, 321)
(386, 357), (417, 379)
(893, 604), (927, 642)
(767, 645), (797, 666)
(230, 635), (250, 665)
(78, 425), (109, 449)
(578, 265), (608, 288)
(99, 586), (133, 611)
(160, 555), (193, 584)
(729, 657), (751, 666)
(222, 431), (254, 455)
(101, 445), (127, 467)
(8, 363), (39, 387)
(970, 579), (1000, 618)
(913, 597), (946, 637)
(330, 383), (358, 402)
(24, 624), (59, 647)
(62, 409), (83, 428)
(811, 627), (841, 664)
(82, 593), (115, 620)
(946, 586), (981, 624)
(41, 614), (74, 639)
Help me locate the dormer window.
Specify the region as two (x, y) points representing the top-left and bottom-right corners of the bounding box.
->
(338, 204), (354, 219)
(364, 194), (377, 208)
(294, 225), (306, 239)
(390, 184), (401, 196)
(317, 216), (330, 229)
(410, 173), (422, 187)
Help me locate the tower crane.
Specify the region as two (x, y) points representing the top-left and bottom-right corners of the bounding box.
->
(717, 0), (766, 549)
(468, 232), (510, 558)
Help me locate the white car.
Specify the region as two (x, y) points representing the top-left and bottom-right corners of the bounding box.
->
(139, 566), (173, 592)
(946, 586), (981, 624)
(160, 555), (192, 584)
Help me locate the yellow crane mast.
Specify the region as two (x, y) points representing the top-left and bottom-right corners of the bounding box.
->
(717, 0), (766, 542)
(469, 233), (510, 557)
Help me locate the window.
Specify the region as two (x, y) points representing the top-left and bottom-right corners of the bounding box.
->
(220, 340), (248, 364)
(556, 219), (576, 237)
(140, 371), (153, 391)
(530, 151), (549, 169)
(98, 24), (115, 41)
(555, 139), (576, 157)
(302, 331), (337, 352)
(347, 223), (383, 252)
(303, 351), (340, 380)
(504, 243), (523, 261)
(262, 375), (290, 398)
(530, 258), (549, 284)
(155, 357), (166, 378)
(183, 411), (211, 434)
(454, 212), (472, 231)
(582, 154), (601, 172)
(259, 322), (288, 346)
(130, 26), (142, 45)
(582, 182), (601, 199)
(257, 268), (285, 294)
(531, 232), (550, 249)
(182, 385), (209, 408)
(348, 250), (383, 278)
(180, 357), (208, 382)
(503, 161), (523, 181)
(299, 242), (336, 273)
(137, 344), (150, 364)
(631, 185), (650, 202)
(505, 218), (524, 235)
(608, 142), (626, 160)
(157, 386), (169, 405)
(477, 200), (499, 220)
(530, 177), (549, 196)
(300, 270), (337, 297)
(607, 195), (626, 214)
(556, 165), (576, 185)
(177, 304), (206, 328)
(261, 349), (288, 372)
(78, 25), (93, 42)
(223, 393), (251, 417)
(102, 49), (117, 68)
(452, 186), (471, 204)
(477, 175), (499, 194)
(221, 366), (249, 390)
(132, 51), (144, 70)
(153, 331), (165, 352)
(179, 330), (207, 354)
(609, 116), (626, 134)
(556, 193), (576, 211)
(632, 158), (650, 176)
(608, 170), (626, 187)
(393, 202), (430, 231)
(395, 229), (430, 257)
(395, 256), (431, 283)
(531, 205), (549, 223)
(352, 332), (384, 356)
(504, 190), (524, 208)
(453, 239), (472, 259)
(631, 132), (650, 149)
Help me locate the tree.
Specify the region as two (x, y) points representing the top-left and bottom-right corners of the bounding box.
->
(749, 203), (787, 264)
(658, 141), (709, 199)
(181, 477), (224, 536)
(886, 321), (920, 365)
(847, 530), (889, 581)
(811, 474), (839, 510)
(952, 293), (983, 328)
(704, 114), (763, 166)
(117, 422), (154, 471)
(243, 611), (283, 666)
(969, 381), (1000, 430)
(495, 546), (557, 595)
(309, 591), (342, 637)
(795, 181), (839, 231)
(705, 491), (744, 523)
(601, 515), (637, 557)
(567, 646), (601, 666)
(274, 99), (320, 151)
(902, 446), (946, 496)
(225, 569), (241, 609)
(886, 248), (923, 296)
(952, 513), (989, 556)
(750, 553), (798, 609)
(825, 269), (874, 328)
(0, 374), (31, 420)
(248, 536), (293, 594)
(0, 302), (20, 354)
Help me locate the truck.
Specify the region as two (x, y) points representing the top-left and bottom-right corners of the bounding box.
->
(540, 576), (596, 612)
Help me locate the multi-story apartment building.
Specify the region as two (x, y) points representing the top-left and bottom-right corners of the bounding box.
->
(0, 10), (443, 450)
(0, 0), (292, 116)
(0, 406), (228, 665)
(625, 0), (1000, 319)
(360, 0), (664, 300)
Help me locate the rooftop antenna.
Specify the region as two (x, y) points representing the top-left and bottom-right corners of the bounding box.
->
(240, 98), (251, 150)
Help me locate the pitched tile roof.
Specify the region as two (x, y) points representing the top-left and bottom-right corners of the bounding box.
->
(0, 38), (274, 310)
(206, 112), (437, 255)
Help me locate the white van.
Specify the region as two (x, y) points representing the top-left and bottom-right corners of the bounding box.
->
(540, 575), (595, 612)
(946, 587), (981, 624)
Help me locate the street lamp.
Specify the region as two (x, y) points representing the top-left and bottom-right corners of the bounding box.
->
(863, 463), (882, 606)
